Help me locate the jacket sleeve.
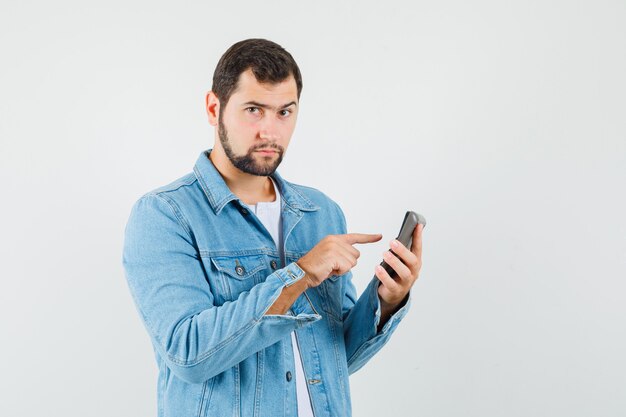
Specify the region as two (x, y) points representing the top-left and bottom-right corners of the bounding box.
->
(330, 202), (412, 375)
(122, 194), (320, 384)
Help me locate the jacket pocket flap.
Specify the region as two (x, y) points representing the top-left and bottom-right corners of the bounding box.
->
(210, 255), (266, 280)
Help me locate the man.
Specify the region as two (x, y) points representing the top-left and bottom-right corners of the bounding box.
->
(123, 38), (424, 417)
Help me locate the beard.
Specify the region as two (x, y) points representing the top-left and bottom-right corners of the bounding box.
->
(218, 116), (285, 176)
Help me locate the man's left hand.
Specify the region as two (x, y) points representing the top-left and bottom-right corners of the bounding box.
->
(375, 223), (424, 307)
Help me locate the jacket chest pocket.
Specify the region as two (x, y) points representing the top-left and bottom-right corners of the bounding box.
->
(210, 254), (269, 302)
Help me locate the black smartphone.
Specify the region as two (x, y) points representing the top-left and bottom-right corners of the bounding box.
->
(380, 211), (427, 278)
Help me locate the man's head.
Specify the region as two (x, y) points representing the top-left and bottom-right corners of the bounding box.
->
(206, 38), (302, 176)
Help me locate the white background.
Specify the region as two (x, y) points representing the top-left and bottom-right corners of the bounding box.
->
(1, 1), (625, 416)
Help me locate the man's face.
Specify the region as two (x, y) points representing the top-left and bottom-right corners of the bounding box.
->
(216, 69), (299, 176)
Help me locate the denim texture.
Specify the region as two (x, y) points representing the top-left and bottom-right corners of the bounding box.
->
(122, 149), (411, 416)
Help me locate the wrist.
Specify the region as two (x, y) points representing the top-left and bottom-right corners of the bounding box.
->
(295, 261), (314, 289)
(379, 291), (409, 311)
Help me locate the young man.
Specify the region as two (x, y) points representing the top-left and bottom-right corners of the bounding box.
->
(123, 38), (424, 417)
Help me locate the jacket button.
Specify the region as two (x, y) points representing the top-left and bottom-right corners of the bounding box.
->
(286, 371), (292, 382)
(235, 265), (245, 276)
(270, 260), (278, 269)
(240, 207), (249, 215)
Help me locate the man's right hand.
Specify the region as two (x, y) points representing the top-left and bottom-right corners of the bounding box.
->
(296, 233), (383, 288)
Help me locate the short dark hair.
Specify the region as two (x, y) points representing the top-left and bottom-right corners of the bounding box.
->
(211, 38), (303, 112)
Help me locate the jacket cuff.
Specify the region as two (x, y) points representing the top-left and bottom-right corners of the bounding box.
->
(370, 278), (412, 335)
(259, 261), (321, 327)
(277, 261), (307, 287)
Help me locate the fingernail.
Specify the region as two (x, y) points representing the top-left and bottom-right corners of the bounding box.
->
(390, 239), (398, 248)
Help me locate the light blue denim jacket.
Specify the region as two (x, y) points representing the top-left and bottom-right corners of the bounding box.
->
(122, 149), (411, 417)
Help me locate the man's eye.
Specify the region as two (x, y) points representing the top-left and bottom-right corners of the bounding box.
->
(280, 109), (291, 117)
(246, 107), (260, 114)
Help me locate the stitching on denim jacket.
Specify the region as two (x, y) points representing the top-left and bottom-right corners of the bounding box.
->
(199, 248), (276, 257)
(151, 193), (194, 240)
(282, 182), (320, 211)
(193, 166), (220, 210)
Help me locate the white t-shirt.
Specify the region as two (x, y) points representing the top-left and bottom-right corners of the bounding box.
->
(242, 177), (315, 417)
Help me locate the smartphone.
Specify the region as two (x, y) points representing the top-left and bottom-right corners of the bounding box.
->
(380, 211), (427, 278)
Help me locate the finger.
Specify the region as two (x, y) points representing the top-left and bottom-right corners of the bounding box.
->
(329, 244), (360, 276)
(389, 237), (418, 269)
(338, 240), (361, 260)
(332, 251), (358, 276)
(341, 233), (383, 245)
(389, 236), (417, 265)
(375, 264), (401, 292)
(382, 249), (412, 282)
(337, 243), (359, 265)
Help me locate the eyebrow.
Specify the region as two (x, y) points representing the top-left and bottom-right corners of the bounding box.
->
(242, 100), (297, 111)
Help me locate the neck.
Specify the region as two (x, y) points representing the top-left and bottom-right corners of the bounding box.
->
(209, 146), (276, 205)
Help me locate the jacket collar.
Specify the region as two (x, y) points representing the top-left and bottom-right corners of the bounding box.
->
(193, 148), (320, 215)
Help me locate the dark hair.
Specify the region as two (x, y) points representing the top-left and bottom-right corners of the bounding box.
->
(211, 38), (303, 111)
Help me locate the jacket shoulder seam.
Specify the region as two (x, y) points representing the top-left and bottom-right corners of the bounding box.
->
(143, 192), (194, 240)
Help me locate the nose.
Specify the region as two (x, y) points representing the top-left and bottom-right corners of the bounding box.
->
(258, 115), (280, 141)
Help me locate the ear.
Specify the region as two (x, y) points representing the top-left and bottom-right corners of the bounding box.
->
(205, 91), (220, 126)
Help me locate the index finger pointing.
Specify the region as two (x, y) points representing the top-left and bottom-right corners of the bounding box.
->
(340, 233), (383, 245)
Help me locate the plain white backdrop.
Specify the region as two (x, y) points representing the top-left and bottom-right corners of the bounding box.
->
(1, 1), (625, 416)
